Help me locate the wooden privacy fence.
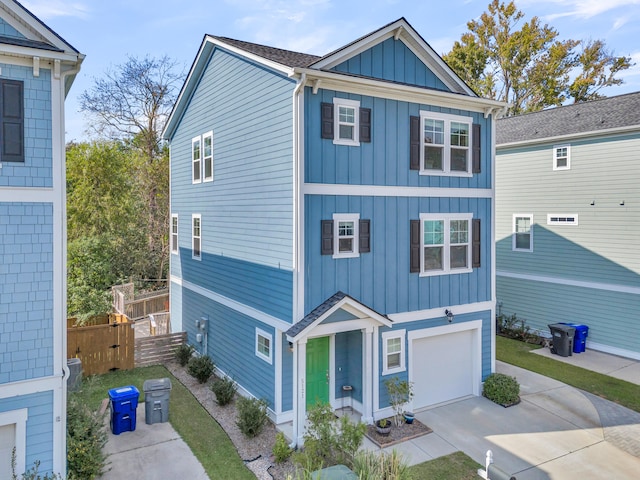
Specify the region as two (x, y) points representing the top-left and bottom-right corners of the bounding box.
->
(134, 332), (186, 368)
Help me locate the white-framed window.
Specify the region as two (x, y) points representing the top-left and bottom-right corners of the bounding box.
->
(420, 213), (472, 276)
(420, 111), (473, 176)
(192, 214), (201, 260)
(192, 136), (202, 183)
(333, 213), (360, 259)
(333, 98), (360, 146)
(382, 330), (406, 375)
(553, 144), (571, 170)
(0, 409), (28, 478)
(171, 214), (179, 254)
(203, 131), (214, 182)
(513, 214), (533, 252)
(547, 214), (578, 226)
(255, 328), (272, 364)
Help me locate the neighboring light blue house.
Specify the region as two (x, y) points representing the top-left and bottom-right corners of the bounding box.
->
(496, 92), (640, 360)
(0, 1), (83, 476)
(163, 17), (505, 444)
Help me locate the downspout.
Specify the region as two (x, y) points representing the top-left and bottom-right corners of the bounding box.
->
(289, 73), (306, 450)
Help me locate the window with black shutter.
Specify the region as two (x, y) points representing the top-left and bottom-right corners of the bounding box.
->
(321, 216), (371, 257)
(321, 99), (371, 145)
(0, 79), (24, 163)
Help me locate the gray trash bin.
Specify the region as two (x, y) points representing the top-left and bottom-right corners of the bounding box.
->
(143, 378), (172, 424)
(67, 358), (82, 392)
(548, 324), (575, 357)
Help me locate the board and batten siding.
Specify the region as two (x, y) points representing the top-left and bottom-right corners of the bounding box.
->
(330, 37), (449, 91)
(304, 195), (492, 316)
(305, 90), (492, 190)
(170, 47), (296, 323)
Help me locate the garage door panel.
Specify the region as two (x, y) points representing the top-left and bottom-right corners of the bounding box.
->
(412, 330), (474, 409)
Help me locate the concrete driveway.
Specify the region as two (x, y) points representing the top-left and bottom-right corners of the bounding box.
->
(367, 360), (640, 479)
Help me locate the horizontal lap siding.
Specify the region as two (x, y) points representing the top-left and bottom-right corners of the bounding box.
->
(331, 38), (449, 90)
(497, 276), (640, 355)
(0, 203), (53, 383)
(170, 47), (295, 322)
(0, 391), (54, 473)
(0, 64), (52, 188)
(305, 195), (492, 315)
(305, 91), (492, 189)
(182, 288), (277, 408)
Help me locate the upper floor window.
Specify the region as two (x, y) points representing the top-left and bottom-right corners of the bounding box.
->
(171, 214), (178, 254)
(192, 137), (201, 183)
(0, 79), (24, 163)
(255, 328), (272, 364)
(547, 214), (578, 226)
(553, 145), (570, 170)
(192, 131), (214, 183)
(513, 215), (533, 252)
(203, 131), (214, 182)
(192, 214), (201, 260)
(418, 213), (473, 276)
(410, 112), (479, 176)
(321, 215), (370, 258)
(320, 99), (371, 145)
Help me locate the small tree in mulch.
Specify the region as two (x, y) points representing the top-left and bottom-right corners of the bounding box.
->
(384, 377), (414, 427)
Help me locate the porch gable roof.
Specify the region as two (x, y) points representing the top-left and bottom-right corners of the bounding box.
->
(286, 291), (391, 341)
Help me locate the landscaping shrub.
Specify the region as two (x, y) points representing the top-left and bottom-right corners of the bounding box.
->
(496, 313), (540, 344)
(236, 396), (268, 437)
(11, 449), (63, 480)
(352, 449), (411, 480)
(272, 431), (293, 464)
(483, 373), (520, 406)
(66, 394), (107, 479)
(175, 343), (194, 367)
(211, 376), (237, 406)
(187, 355), (215, 384)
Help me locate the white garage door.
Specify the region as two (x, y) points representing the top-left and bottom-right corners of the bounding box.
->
(412, 329), (475, 409)
(0, 423), (16, 480)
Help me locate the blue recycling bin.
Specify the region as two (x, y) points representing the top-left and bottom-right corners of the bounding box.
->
(108, 385), (139, 435)
(561, 323), (589, 353)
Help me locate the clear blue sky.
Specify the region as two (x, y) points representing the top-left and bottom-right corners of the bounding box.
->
(21, 0), (640, 142)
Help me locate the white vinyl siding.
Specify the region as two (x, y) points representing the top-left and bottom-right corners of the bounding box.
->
(512, 214), (533, 252)
(420, 111), (473, 176)
(333, 98), (360, 146)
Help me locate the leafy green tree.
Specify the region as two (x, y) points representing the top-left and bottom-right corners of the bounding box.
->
(444, 0), (631, 114)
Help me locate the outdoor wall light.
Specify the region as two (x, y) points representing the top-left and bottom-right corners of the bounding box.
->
(445, 309), (454, 323)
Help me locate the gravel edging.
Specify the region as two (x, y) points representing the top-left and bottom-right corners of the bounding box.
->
(165, 361), (294, 480)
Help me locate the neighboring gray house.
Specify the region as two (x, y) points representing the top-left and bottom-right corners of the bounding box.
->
(495, 92), (640, 360)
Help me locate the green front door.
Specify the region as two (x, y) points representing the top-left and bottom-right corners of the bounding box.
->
(306, 336), (330, 408)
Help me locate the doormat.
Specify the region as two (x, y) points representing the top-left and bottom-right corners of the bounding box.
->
(365, 419), (433, 448)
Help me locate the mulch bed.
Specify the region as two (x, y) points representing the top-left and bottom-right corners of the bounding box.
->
(365, 418), (433, 448)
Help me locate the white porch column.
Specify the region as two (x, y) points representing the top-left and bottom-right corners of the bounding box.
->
(361, 327), (374, 424)
(294, 338), (307, 445)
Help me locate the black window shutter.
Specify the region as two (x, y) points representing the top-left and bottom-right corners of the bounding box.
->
(321, 102), (334, 139)
(321, 220), (334, 255)
(359, 108), (371, 143)
(410, 116), (420, 170)
(1, 80), (24, 163)
(410, 220), (420, 273)
(472, 123), (481, 173)
(472, 218), (481, 268)
(359, 219), (370, 253)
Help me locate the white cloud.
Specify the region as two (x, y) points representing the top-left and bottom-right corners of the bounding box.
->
(520, 0), (640, 20)
(21, 0), (90, 20)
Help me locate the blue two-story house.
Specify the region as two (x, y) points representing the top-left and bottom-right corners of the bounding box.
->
(163, 17), (505, 445)
(0, 1), (83, 476)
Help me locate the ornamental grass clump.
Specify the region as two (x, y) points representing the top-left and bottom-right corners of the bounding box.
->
(483, 373), (520, 406)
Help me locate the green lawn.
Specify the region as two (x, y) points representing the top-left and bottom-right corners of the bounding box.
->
(409, 451), (481, 479)
(497, 335), (640, 413)
(74, 365), (254, 479)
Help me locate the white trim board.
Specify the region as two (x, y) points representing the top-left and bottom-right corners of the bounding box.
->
(303, 183), (493, 198)
(388, 300), (494, 323)
(496, 270), (640, 296)
(0, 187), (55, 203)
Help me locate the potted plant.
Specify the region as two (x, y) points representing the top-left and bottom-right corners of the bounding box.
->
(384, 377), (414, 427)
(375, 418), (391, 435)
(403, 411), (415, 424)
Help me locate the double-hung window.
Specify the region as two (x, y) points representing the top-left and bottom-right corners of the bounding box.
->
(255, 328), (272, 364)
(553, 145), (570, 170)
(513, 215), (533, 252)
(382, 330), (406, 375)
(192, 137), (201, 183)
(333, 98), (360, 146)
(171, 214), (178, 254)
(192, 131), (214, 182)
(420, 111), (473, 175)
(203, 131), (213, 181)
(333, 213), (359, 259)
(192, 214), (201, 260)
(420, 213), (472, 275)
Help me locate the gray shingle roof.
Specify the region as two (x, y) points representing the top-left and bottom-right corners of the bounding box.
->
(497, 91), (640, 145)
(0, 34), (62, 52)
(210, 36), (320, 68)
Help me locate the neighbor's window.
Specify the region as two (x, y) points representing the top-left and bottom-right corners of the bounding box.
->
(203, 131), (213, 182)
(333, 213), (360, 259)
(171, 214), (178, 254)
(192, 137), (202, 183)
(553, 145), (570, 170)
(192, 214), (201, 260)
(420, 213), (472, 275)
(421, 111), (472, 175)
(513, 215), (533, 252)
(255, 328), (272, 364)
(382, 330), (406, 375)
(333, 98), (360, 146)
(547, 214), (578, 226)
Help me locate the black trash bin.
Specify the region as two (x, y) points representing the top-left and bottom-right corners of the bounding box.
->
(548, 324), (575, 357)
(560, 323), (589, 353)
